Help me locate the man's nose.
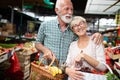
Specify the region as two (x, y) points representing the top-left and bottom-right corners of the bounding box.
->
(68, 9), (73, 15)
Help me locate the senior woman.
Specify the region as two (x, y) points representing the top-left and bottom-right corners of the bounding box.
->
(65, 16), (107, 80)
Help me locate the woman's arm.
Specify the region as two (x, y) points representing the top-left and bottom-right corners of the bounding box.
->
(76, 43), (107, 71)
(76, 52), (107, 71)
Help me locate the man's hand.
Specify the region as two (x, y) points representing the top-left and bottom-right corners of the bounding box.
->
(65, 66), (84, 80)
(43, 48), (55, 60)
(91, 32), (103, 45)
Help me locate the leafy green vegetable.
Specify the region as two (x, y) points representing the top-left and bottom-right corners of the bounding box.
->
(105, 71), (119, 80)
(0, 43), (16, 48)
(5, 38), (11, 41)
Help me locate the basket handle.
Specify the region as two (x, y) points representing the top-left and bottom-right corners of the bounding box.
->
(39, 55), (59, 68)
(102, 62), (113, 74)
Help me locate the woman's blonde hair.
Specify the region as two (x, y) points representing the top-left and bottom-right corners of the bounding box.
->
(70, 16), (86, 29)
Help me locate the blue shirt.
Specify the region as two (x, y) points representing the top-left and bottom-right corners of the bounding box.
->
(36, 17), (77, 64)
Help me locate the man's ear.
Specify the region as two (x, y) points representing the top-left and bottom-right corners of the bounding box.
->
(55, 8), (59, 14)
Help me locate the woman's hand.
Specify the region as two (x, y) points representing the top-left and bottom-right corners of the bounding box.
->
(74, 51), (84, 67)
(91, 32), (103, 45)
(75, 52), (84, 62)
(65, 67), (84, 80)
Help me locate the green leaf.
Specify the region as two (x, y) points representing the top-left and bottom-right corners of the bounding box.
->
(105, 71), (119, 80)
(0, 43), (16, 48)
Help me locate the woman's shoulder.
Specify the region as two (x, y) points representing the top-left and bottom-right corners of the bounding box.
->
(89, 37), (103, 48)
(70, 40), (78, 46)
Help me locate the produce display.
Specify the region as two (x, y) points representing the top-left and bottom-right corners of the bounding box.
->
(24, 42), (33, 48)
(0, 43), (15, 55)
(105, 47), (120, 60)
(22, 42), (37, 54)
(105, 46), (120, 79)
(0, 43), (16, 48)
(0, 46), (6, 54)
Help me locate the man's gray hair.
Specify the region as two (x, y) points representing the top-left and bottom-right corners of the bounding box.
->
(55, 0), (72, 9)
(55, 0), (63, 9)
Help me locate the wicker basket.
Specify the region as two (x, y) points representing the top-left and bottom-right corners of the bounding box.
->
(30, 56), (67, 80)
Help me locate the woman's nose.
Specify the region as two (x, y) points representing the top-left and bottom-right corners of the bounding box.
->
(78, 25), (81, 29)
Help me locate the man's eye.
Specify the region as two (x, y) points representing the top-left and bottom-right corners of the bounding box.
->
(71, 8), (73, 11)
(64, 8), (69, 10)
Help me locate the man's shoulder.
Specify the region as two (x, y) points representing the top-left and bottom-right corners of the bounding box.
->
(40, 18), (58, 29)
(43, 17), (57, 24)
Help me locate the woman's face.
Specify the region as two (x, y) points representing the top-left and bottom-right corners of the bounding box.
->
(72, 21), (87, 37)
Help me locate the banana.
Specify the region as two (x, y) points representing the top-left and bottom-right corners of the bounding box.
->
(53, 66), (59, 75)
(52, 71), (56, 76)
(49, 66), (63, 77)
(49, 66), (56, 76)
(58, 68), (62, 74)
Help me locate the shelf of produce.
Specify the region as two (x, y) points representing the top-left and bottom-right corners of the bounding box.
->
(108, 53), (120, 60)
(0, 52), (8, 63)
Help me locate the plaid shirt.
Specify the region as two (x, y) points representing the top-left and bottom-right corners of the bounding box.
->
(36, 17), (76, 64)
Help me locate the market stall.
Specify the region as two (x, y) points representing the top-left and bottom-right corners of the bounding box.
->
(0, 39), (38, 80)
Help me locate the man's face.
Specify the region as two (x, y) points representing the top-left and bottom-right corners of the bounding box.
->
(57, 2), (73, 23)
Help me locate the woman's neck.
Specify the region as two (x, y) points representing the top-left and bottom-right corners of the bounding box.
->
(77, 35), (90, 49)
(78, 35), (89, 41)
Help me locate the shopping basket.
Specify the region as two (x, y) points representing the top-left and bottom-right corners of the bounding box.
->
(30, 55), (67, 80)
(78, 63), (119, 80)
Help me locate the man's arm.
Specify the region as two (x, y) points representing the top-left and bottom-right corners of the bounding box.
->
(35, 22), (54, 60)
(35, 42), (53, 60)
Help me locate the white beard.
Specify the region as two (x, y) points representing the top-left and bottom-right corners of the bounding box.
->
(60, 14), (73, 23)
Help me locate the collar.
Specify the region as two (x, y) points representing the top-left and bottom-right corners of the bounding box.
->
(56, 16), (71, 31)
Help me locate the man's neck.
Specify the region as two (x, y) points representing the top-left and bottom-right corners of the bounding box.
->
(58, 17), (68, 32)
